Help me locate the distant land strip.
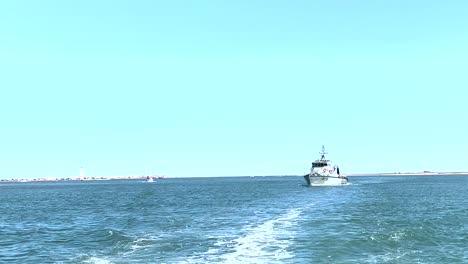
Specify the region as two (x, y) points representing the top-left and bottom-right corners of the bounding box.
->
(346, 171), (468, 176)
(0, 175), (164, 183)
(2, 172), (468, 182)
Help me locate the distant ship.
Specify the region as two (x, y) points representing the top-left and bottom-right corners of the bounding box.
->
(303, 145), (348, 186)
(146, 169), (154, 183)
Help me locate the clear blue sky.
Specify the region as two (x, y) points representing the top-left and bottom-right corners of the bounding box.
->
(1, 0), (467, 179)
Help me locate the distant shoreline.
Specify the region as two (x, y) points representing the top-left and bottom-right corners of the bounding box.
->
(0, 175), (164, 183)
(2, 172), (468, 182)
(346, 172), (468, 176)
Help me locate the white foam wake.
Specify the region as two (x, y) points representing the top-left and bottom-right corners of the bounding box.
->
(83, 257), (113, 264)
(217, 208), (302, 264)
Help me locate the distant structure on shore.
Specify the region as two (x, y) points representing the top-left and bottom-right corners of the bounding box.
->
(80, 166), (84, 181)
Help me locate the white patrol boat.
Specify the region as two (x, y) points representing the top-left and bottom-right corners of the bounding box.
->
(146, 169), (154, 183)
(303, 145), (348, 186)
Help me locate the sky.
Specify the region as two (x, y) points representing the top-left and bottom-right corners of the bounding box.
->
(1, 0), (467, 179)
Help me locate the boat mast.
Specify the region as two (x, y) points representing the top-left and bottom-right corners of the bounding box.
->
(320, 145), (328, 160)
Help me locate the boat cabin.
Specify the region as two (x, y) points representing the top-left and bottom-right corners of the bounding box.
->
(312, 160), (329, 167)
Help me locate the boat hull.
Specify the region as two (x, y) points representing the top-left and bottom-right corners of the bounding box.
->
(304, 174), (348, 186)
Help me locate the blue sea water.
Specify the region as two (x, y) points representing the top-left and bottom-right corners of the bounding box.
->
(1, 176), (467, 263)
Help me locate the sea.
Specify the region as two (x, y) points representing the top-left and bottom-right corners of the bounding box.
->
(1, 176), (467, 263)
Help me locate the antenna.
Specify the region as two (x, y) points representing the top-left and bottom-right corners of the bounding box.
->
(320, 145), (328, 160)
